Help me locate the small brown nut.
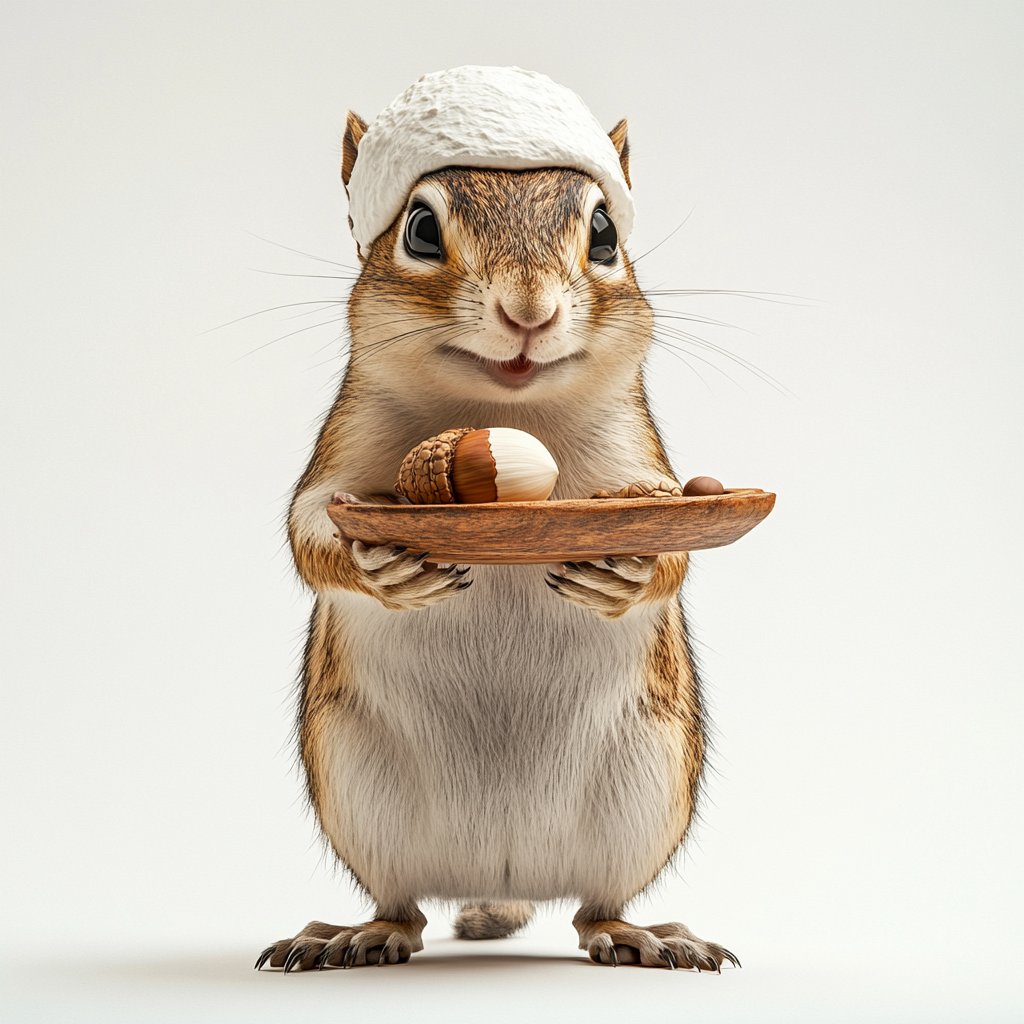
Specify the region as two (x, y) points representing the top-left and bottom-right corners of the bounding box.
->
(396, 428), (559, 504)
(682, 475), (725, 496)
(592, 478), (684, 499)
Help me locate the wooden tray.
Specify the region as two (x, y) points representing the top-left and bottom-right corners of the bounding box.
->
(326, 489), (775, 564)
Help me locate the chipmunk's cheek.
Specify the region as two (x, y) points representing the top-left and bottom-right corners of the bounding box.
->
(527, 331), (587, 365)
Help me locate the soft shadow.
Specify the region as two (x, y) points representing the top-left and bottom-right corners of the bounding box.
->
(87, 947), (591, 986)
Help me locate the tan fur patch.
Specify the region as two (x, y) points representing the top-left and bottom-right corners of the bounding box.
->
(299, 600), (355, 831)
(641, 603), (706, 851)
(642, 552), (690, 605)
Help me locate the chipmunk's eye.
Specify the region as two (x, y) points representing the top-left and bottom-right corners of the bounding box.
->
(588, 204), (617, 264)
(404, 202), (442, 260)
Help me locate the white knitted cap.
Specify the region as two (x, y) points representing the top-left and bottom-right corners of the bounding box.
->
(347, 66), (634, 257)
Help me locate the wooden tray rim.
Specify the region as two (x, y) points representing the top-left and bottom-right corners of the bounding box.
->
(326, 489), (776, 564)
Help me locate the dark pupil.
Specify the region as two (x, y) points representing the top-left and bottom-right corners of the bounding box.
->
(404, 203), (442, 258)
(589, 206), (617, 263)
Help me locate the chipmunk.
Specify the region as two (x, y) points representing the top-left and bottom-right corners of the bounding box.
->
(256, 67), (738, 972)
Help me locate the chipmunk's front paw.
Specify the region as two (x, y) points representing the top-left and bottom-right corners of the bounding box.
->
(255, 917), (425, 971)
(351, 541), (470, 610)
(547, 556), (659, 619)
(576, 918), (739, 971)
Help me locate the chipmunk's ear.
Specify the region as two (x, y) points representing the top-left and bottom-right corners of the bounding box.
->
(342, 111), (369, 191)
(608, 118), (631, 189)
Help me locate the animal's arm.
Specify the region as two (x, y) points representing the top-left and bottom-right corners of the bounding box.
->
(287, 399), (369, 594)
(548, 551), (689, 621)
(643, 552), (690, 603)
(288, 421), (471, 609)
(289, 513), (369, 595)
(289, 487), (470, 609)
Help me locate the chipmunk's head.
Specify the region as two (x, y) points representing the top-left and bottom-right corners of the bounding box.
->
(341, 67), (653, 405)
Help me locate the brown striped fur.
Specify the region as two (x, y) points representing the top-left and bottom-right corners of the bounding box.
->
(642, 600), (707, 849)
(298, 600), (352, 841)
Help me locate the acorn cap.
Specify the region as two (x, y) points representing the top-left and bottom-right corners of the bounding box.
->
(395, 427), (475, 504)
(396, 427), (559, 504)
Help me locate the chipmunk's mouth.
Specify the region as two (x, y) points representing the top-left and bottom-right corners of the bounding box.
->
(484, 353), (541, 388)
(442, 346), (583, 389)
(441, 347), (541, 388)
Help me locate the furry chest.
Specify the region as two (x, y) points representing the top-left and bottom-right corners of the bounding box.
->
(331, 563), (655, 731)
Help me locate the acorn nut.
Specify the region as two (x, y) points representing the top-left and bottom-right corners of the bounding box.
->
(396, 428), (559, 504)
(683, 475), (725, 496)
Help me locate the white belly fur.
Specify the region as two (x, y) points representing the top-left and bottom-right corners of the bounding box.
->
(318, 563), (677, 906)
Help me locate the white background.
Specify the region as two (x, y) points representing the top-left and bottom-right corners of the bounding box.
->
(2, 2), (1021, 1021)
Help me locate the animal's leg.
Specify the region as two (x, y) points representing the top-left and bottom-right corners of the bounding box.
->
(453, 901), (535, 940)
(256, 905), (427, 971)
(573, 907), (739, 971)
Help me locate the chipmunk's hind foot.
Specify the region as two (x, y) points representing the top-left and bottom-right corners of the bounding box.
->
(256, 912), (426, 971)
(453, 900), (535, 940)
(575, 915), (739, 971)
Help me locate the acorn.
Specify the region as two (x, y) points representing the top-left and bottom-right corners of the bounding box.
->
(682, 475), (725, 496)
(396, 428), (559, 504)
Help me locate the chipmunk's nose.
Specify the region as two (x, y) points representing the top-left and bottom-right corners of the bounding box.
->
(497, 302), (559, 334)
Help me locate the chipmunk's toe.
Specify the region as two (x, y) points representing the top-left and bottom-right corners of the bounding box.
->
(257, 919), (424, 971)
(578, 919), (739, 971)
(315, 923), (418, 967)
(256, 922), (339, 972)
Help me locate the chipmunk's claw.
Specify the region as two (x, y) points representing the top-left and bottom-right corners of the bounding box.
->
(283, 944), (315, 974)
(718, 947), (741, 969)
